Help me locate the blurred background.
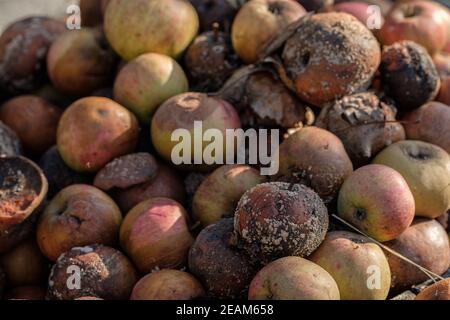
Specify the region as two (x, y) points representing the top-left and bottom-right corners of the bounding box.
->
(0, 0), (77, 32)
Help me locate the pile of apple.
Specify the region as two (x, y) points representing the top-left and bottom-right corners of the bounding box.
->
(0, 0), (449, 300)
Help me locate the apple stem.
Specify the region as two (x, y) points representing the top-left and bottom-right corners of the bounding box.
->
(332, 214), (445, 282)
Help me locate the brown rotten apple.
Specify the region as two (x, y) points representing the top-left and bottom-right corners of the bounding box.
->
(57, 97), (139, 173)
(384, 218), (450, 293)
(248, 256), (340, 300)
(0, 17), (66, 94)
(188, 218), (258, 299)
(0, 156), (48, 253)
(47, 28), (117, 97)
(104, 0), (199, 60)
(120, 198), (194, 274)
(337, 164), (415, 242)
(113, 53), (188, 124)
(219, 68), (313, 129)
(310, 231), (391, 300)
(232, 0), (306, 64)
(0, 95), (62, 156)
(234, 182), (329, 264)
(130, 270), (205, 300)
(0, 238), (48, 287)
(274, 126), (353, 204)
(47, 245), (138, 300)
(192, 164), (266, 227)
(373, 140), (450, 219)
(379, 41), (440, 112)
(185, 29), (240, 92)
(379, 0), (450, 54)
(37, 184), (122, 262)
(93, 153), (186, 213)
(277, 12), (380, 106)
(151, 92), (241, 172)
(403, 102), (450, 154)
(316, 92), (405, 167)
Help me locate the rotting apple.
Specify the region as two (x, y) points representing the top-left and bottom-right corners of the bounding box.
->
(188, 218), (258, 299)
(234, 182), (329, 264)
(151, 92), (241, 172)
(0, 156), (48, 253)
(0, 95), (62, 156)
(104, 0), (199, 60)
(403, 102), (450, 154)
(192, 164), (266, 227)
(130, 269), (205, 300)
(379, 41), (440, 112)
(113, 53), (188, 124)
(373, 140), (450, 219)
(36, 184), (122, 262)
(277, 12), (380, 106)
(93, 153), (186, 213)
(337, 164), (415, 242)
(0, 238), (48, 287)
(232, 0), (306, 64)
(315, 92), (405, 168)
(310, 231), (391, 300)
(219, 68), (313, 129)
(47, 28), (117, 97)
(57, 97), (139, 173)
(248, 256), (340, 300)
(384, 218), (450, 293)
(120, 198), (194, 274)
(274, 126), (353, 204)
(0, 17), (66, 94)
(379, 0), (450, 54)
(185, 29), (240, 92)
(47, 245), (138, 300)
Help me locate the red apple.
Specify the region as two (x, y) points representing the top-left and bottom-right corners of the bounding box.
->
(337, 164), (415, 241)
(403, 102), (450, 154)
(120, 198), (194, 274)
(379, 0), (450, 54)
(433, 53), (450, 105)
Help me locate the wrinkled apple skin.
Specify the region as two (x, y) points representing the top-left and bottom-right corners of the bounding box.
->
(373, 140), (450, 219)
(310, 231), (391, 300)
(104, 0), (199, 60)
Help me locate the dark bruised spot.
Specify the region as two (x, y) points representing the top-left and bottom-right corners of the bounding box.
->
(268, 3), (282, 15)
(301, 51), (310, 66)
(405, 146), (433, 161)
(97, 109), (108, 117)
(354, 208), (366, 221)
